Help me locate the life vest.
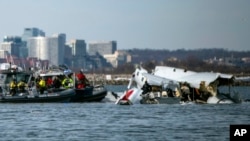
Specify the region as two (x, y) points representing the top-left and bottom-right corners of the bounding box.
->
(18, 81), (26, 88)
(10, 81), (17, 89)
(62, 78), (73, 88)
(76, 73), (85, 81)
(39, 79), (46, 88)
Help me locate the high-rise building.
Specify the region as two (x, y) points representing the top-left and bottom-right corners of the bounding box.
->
(88, 41), (117, 56)
(27, 33), (66, 66)
(66, 39), (87, 68)
(22, 27), (45, 43)
(21, 28), (45, 58)
(67, 39), (87, 57)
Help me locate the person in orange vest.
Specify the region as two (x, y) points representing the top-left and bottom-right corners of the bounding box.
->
(76, 70), (88, 89)
(46, 77), (53, 88)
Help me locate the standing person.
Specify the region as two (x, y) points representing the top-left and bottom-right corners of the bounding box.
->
(76, 69), (89, 88)
(76, 70), (85, 88)
(76, 70), (85, 82)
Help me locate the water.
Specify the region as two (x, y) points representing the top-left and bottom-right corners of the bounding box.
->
(0, 86), (249, 141)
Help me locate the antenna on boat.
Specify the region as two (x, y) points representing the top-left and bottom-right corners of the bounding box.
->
(9, 62), (12, 70)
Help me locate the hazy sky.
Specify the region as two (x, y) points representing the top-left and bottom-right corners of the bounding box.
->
(0, 0), (249, 51)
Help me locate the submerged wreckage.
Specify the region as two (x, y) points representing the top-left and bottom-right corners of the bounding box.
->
(116, 66), (242, 105)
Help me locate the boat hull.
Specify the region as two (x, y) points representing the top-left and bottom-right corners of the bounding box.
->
(70, 86), (107, 102)
(0, 89), (75, 103)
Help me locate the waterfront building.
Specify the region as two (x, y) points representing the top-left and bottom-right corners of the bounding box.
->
(88, 41), (117, 56)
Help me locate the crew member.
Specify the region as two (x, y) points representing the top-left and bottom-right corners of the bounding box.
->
(18, 79), (26, 93)
(46, 77), (53, 88)
(52, 76), (61, 88)
(38, 77), (46, 94)
(10, 78), (17, 96)
(76, 70), (89, 89)
(62, 75), (73, 88)
(76, 69), (86, 81)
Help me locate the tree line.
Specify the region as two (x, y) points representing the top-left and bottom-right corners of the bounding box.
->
(95, 48), (250, 76)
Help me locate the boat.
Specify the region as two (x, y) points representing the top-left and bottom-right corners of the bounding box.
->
(70, 85), (107, 102)
(37, 66), (107, 102)
(0, 68), (75, 103)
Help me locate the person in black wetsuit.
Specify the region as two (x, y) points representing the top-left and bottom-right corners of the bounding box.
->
(141, 81), (152, 94)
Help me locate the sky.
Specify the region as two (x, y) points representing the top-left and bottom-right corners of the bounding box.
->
(0, 0), (249, 51)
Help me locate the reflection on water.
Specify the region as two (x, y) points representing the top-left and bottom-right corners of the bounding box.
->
(0, 86), (249, 141)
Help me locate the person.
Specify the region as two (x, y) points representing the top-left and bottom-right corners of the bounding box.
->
(62, 75), (73, 88)
(46, 77), (53, 88)
(17, 79), (26, 93)
(35, 76), (42, 89)
(76, 70), (89, 89)
(141, 81), (152, 95)
(10, 78), (17, 96)
(52, 76), (61, 88)
(38, 77), (46, 94)
(76, 70), (86, 81)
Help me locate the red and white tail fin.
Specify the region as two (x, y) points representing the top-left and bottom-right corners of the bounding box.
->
(115, 88), (142, 105)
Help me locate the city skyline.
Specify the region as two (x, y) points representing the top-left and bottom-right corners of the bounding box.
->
(0, 0), (249, 51)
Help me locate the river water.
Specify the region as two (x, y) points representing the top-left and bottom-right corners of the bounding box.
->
(0, 86), (249, 141)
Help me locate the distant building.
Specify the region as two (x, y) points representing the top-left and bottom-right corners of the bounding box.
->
(64, 44), (72, 67)
(103, 50), (131, 68)
(22, 27), (45, 43)
(67, 39), (87, 57)
(0, 42), (19, 58)
(0, 36), (22, 58)
(66, 39), (87, 68)
(21, 28), (45, 58)
(88, 41), (117, 56)
(0, 50), (8, 59)
(27, 33), (66, 66)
